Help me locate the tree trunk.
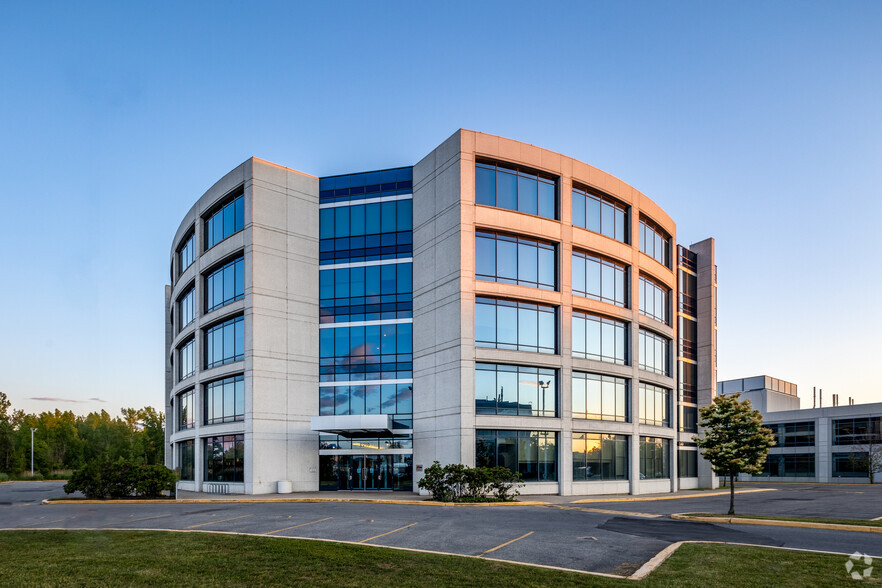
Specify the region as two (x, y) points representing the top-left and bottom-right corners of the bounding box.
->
(728, 473), (735, 515)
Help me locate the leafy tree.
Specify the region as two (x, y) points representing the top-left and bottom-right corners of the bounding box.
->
(0, 394), (165, 476)
(0, 393), (16, 473)
(695, 393), (775, 515)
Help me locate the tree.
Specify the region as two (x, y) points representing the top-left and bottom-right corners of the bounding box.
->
(848, 436), (882, 484)
(695, 393), (775, 515)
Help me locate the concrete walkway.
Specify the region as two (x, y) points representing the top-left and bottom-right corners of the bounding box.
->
(173, 486), (770, 505)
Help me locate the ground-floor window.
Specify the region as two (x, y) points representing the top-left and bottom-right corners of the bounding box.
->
(204, 434), (244, 482)
(572, 433), (628, 481)
(179, 440), (194, 481)
(758, 453), (815, 477)
(832, 452), (868, 478)
(475, 430), (557, 482)
(677, 449), (697, 478)
(319, 454), (412, 491)
(639, 437), (670, 479)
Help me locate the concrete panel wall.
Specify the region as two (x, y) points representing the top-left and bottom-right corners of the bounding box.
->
(412, 131), (468, 479)
(248, 160), (319, 493)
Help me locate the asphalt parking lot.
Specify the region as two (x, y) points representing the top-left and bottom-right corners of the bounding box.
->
(2, 481), (882, 576)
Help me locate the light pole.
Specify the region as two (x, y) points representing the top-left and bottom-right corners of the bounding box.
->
(539, 380), (549, 415)
(30, 427), (37, 477)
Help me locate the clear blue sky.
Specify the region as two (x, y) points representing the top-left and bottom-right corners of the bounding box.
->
(2, 1), (880, 416)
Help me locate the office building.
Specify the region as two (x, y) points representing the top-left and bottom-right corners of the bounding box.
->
(165, 130), (718, 495)
(720, 376), (881, 483)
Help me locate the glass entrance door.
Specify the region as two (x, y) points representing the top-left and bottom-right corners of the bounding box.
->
(342, 455), (394, 490)
(320, 454), (410, 491)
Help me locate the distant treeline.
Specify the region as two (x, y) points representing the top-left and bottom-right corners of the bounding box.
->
(0, 392), (164, 476)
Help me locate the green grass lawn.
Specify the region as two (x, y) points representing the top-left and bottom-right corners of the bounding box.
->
(0, 530), (874, 587)
(682, 513), (882, 527)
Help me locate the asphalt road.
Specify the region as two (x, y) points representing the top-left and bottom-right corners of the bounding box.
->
(2, 481), (882, 577)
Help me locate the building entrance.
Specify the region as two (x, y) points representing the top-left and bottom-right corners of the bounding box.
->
(320, 454), (413, 491)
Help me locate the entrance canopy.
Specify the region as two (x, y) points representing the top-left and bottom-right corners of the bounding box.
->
(311, 414), (394, 437)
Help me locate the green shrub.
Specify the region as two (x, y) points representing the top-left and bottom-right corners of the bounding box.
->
(132, 464), (176, 497)
(0, 473), (9, 482)
(417, 462), (523, 502)
(64, 459), (176, 499)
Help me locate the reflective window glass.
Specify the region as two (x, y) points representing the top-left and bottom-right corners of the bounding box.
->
(639, 437), (670, 479)
(475, 363), (556, 417)
(572, 312), (627, 365)
(205, 193), (245, 249)
(572, 433), (628, 481)
(475, 298), (557, 354)
(572, 372), (628, 422)
(476, 430), (557, 482)
(639, 217), (670, 267)
(638, 329), (670, 376)
(639, 382), (670, 427)
(475, 162), (558, 220)
(572, 251), (627, 307)
(204, 375), (244, 425)
(572, 185), (628, 243)
(205, 316), (244, 369)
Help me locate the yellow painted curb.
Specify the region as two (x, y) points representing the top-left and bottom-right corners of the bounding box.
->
(43, 499), (175, 505)
(671, 513), (882, 534)
(44, 497), (550, 507)
(571, 488), (776, 503)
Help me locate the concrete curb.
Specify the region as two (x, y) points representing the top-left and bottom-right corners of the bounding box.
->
(629, 541), (684, 580)
(571, 488), (776, 503)
(671, 513), (882, 534)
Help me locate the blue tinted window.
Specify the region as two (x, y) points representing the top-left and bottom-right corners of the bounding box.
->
(475, 231), (556, 290)
(475, 162), (557, 220)
(319, 199), (413, 265)
(319, 261), (412, 323)
(320, 167), (413, 202)
(204, 375), (244, 425)
(475, 297), (557, 354)
(178, 287), (196, 331)
(177, 232), (195, 276)
(320, 383), (412, 419)
(572, 186), (628, 243)
(205, 257), (245, 313)
(475, 165), (495, 206)
(319, 322), (413, 382)
(178, 338), (195, 381)
(205, 193), (245, 249)
(639, 218), (670, 267)
(205, 316), (244, 369)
